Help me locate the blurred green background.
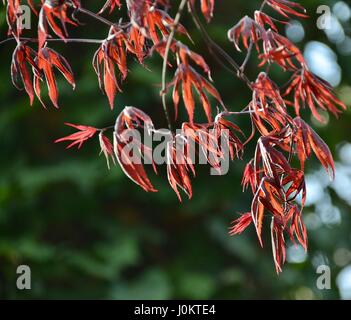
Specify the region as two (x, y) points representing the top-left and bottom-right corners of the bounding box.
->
(0, 0), (351, 299)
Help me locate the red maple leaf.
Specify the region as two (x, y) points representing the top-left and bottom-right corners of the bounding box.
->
(285, 69), (347, 122)
(11, 43), (39, 105)
(34, 46), (75, 108)
(38, 0), (80, 49)
(55, 123), (97, 149)
(99, 0), (122, 14)
(114, 107), (158, 193)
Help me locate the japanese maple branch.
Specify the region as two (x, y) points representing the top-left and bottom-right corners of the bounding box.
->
(188, 1), (253, 90)
(71, 4), (131, 29)
(0, 37), (105, 45)
(161, 0), (189, 132)
(189, 0), (268, 88)
(75, 6), (116, 27)
(1, 4), (130, 47)
(221, 109), (263, 116)
(99, 108), (259, 135)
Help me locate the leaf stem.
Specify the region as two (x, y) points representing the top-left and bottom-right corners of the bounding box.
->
(239, 40), (253, 74)
(188, 1), (253, 90)
(0, 37), (105, 45)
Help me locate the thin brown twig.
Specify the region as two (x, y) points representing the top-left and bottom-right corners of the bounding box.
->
(73, 5), (132, 30)
(239, 40), (254, 74)
(1, 2), (131, 47)
(188, 1), (253, 90)
(0, 37), (105, 45)
(76, 7), (116, 27)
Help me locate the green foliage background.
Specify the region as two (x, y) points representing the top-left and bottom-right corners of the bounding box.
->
(0, 0), (350, 299)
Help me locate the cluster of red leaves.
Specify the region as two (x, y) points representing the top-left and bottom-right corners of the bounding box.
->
(93, 27), (131, 110)
(11, 41), (75, 108)
(34, 46), (75, 108)
(228, 0), (346, 121)
(11, 43), (39, 105)
(227, 0), (345, 272)
(55, 106), (244, 201)
(6, 0), (79, 107)
(54, 122), (116, 169)
(7, 0), (215, 111)
(113, 107), (158, 192)
(233, 117), (332, 270)
(166, 41), (224, 123)
(284, 69), (346, 122)
(4, 0), (348, 273)
(38, 0), (80, 49)
(162, 112), (244, 200)
(230, 112), (333, 272)
(6, 0), (39, 36)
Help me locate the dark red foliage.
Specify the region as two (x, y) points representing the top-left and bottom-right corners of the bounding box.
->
(3, 0), (348, 273)
(93, 28), (128, 110)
